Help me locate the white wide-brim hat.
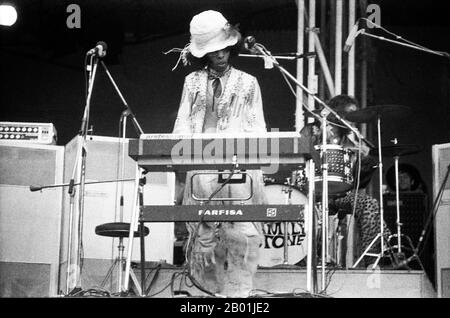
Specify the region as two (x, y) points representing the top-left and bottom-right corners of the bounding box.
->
(189, 10), (240, 58)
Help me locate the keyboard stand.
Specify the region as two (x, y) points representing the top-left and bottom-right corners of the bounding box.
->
(123, 156), (318, 296)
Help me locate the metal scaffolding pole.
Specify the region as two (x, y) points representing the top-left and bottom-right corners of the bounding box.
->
(345, 0), (357, 269)
(296, 0), (305, 132)
(360, 0), (368, 137)
(347, 0), (356, 96)
(335, 0), (343, 95)
(307, 0), (317, 110)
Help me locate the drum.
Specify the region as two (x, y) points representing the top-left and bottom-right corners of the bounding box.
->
(290, 169), (307, 192)
(259, 183), (309, 267)
(263, 167), (307, 192)
(314, 144), (354, 194)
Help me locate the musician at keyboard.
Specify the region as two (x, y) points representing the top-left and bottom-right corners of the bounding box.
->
(169, 10), (268, 297)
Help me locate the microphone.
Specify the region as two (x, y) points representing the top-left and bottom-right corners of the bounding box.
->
(244, 36), (257, 51)
(343, 22), (361, 52)
(29, 185), (43, 192)
(273, 52), (317, 58)
(87, 41), (107, 57)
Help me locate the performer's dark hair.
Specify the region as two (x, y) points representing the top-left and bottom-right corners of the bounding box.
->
(327, 95), (359, 111)
(326, 94), (359, 138)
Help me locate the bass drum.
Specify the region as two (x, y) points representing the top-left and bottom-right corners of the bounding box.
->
(259, 183), (309, 267)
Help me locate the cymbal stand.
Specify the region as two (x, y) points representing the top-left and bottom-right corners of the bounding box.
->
(394, 153), (402, 255)
(384, 140), (424, 269)
(386, 151), (409, 266)
(352, 115), (387, 269)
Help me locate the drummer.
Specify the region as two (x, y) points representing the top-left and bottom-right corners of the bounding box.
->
(302, 94), (392, 267)
(301, 94), (376, 183)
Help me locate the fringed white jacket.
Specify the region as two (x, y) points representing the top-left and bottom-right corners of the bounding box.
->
(171, 67), (268, 297)
(173, 67), (266, 134)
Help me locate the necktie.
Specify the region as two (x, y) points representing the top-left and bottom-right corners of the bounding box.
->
(212, 78), (222, 97)
(211, 78), (221, 111)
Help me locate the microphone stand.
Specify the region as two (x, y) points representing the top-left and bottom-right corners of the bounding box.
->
(31, 176), (135, 295)
(356, 19), (450, 59)
(397, 164), (450, 270)
(319, 110), (330, 292)
(418, 164), (450, 253)
(99, 61), (144, 136)
(360, 30), (450, 59)
(248, 41), (374, 294)
(30, 179), (135, 192)
(65, 53), (100, 295)
(64, 53), (145, 295)
(98, 60), (145, 294)
(348, 20), (448, 269)
(239, 52), (316, 60)
(250, 43), (375, 150)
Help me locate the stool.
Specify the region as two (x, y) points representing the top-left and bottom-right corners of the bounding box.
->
(95, 222), (150, 294)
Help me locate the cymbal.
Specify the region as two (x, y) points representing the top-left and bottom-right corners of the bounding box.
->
(344, 105), (411, 123)
(369, 144), (421, 157)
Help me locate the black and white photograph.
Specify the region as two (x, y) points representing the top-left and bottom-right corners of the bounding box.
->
(0, 0), (449, 302)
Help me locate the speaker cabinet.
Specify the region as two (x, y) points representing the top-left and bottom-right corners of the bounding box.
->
(432, 143), (450, 298)
(0, 141), (64, 297)
(59, 136), (175, 293)
(383, 193), (428, 244)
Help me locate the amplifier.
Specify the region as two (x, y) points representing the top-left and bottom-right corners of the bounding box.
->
(0, 121), (57, 144)
(383, 192), (428, 244)
(0, 142), (64, 296)
(432, 143), (450, 297)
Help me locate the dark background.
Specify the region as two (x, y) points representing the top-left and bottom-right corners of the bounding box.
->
(1, 0), (449, 196)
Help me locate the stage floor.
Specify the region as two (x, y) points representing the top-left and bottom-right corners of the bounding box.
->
(123, 264), (436, 298)
(1, 259), (436, 297)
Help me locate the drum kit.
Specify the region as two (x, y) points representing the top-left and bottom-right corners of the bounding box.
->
(262, 103), (423, 270)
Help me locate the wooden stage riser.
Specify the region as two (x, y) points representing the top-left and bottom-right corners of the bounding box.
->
(55, 260), (436, 298)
